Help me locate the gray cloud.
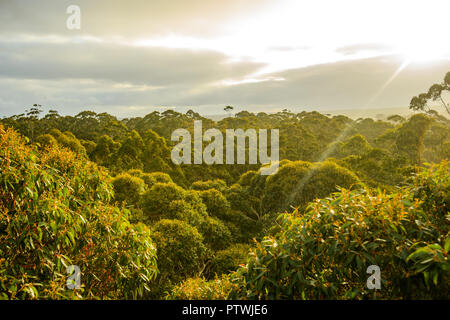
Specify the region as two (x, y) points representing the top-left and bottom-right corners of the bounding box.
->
(2, 54), (449, 118)
(0, 40), (264, 86)
(178, 56), (450, 110)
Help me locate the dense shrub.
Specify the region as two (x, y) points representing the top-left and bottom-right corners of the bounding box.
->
(197, 217), (233, 251)
(410, 160), (449, 220)
(225, 184), (261, 219)
(80, 139), (97, 156)
(163, 200), (206, 226)
(328, 134), (372, 159)
(395, 114), (432, 165)
(111, 173), (146, 205)
(184, 190), (209, 216)
(337, 148), (407, 188)
(48, 129), (87, 156)
(206, 244), (252, 279)
(230, 163), (449, 299)
(223, 210), (262, 243)
(168, 275), (237, 300)
(151, 219), (207, 283)
(129, 171), (174, 188)
(191, 179), (227, 193)
(198, 188), (231, 220)
(1, 106), (448, 301)
(36, 134), (57, 149)
(262, 160), (360, 214)
(141, 183), (187, 220)
(0, 125), (157, 299)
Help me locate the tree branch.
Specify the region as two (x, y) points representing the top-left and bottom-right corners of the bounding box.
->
(439, 96), (450, 116)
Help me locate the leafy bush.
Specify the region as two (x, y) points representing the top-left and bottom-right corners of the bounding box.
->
(191, 179), (227, 193)
(222, 210), (262, 243)
(163, 200), (206, 226)
(199, 188), (231, 220)
(151, 219), (207, 283)
(337, 148), (407, 188)
(328, 134), (372, 159)
(141, 183), (186, 220)
(262, 160), (360, 214)
(410, 160), (449, 219)
(395, 114), (432, 165)
(128, 170), (174, 189)
(36, 134), (57, 149)
(231, 164), (449, 299)
(184, 190), (209, 216)
(48, 129), (87, 156)
(168, 275), (237, 300)
(197, 217), (233, 251)
(0, 125), (157, 299)
(225, 184), (261, 219)
(111, 173), (146, 205)
(206, 244), (251, 279)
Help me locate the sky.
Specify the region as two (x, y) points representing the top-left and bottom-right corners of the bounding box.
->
(1, 0), (450, 118)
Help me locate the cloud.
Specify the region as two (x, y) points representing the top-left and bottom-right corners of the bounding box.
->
(0, 40), (265, 86)
(2, 53), (449, 118)
(335, 44), (394, 56)
(179, 56), (450, 111)
(1, 1), (449, 118)
(0, 0), (272, 38)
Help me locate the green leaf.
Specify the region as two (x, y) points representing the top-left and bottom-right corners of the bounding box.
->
(444, 237), (450, 252)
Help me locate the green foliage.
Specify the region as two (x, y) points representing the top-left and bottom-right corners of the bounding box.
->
(198, 188), (231, 220)
(91, 135), (121, 166)
(114, 130), (145, 171)
(409, 160), (449, 220)
(141, 172), (173, 188)
(197, 217), (233, 251)
(48, 129), (87, 156)
(225, 183), (261, 219)
(2, 108), (447, 189)
(80, 139), (97, 157)
(395, 114), (432, 165)
(141, 183), (187, 221)
(0, 125), (157, 299)
(1, 106), (449, 301)
(328, 134), (372, 159)
(387, 115), (405, 124)
(191, 179), (227, 193)
(230, 163), (449, 300)
(206, 244), (251, 279)
(151, 219), (207, 284)
(337, 148), (406, 187)
(168, 275), (237, 300)
(157, 193), (233, 251)
(36, 134), (57, 149)
(162, 200), (206, 227)
(111, 173), (146, 206)
(262, 160), (360, 214)
(184, 190), (209, 216)
(422, 120), (450, 163)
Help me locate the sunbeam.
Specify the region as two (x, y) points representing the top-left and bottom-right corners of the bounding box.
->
(282, 58), (412, 210)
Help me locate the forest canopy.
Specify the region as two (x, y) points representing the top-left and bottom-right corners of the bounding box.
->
(0, 102), (448, 300)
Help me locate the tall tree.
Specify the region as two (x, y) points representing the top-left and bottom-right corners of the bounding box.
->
(410, 71), (450, 116)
